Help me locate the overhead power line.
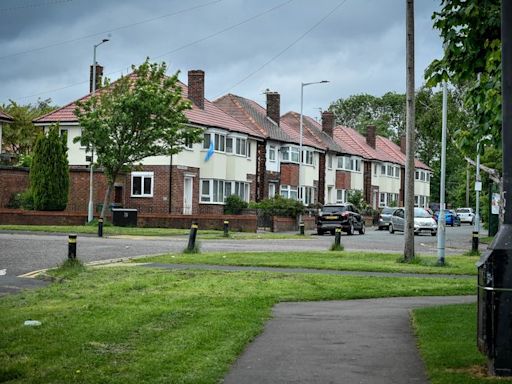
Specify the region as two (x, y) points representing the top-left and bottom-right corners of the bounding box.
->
(0, 0), (224, 60)
(215, 0), (349, 98)
(15, 0), (295, 101)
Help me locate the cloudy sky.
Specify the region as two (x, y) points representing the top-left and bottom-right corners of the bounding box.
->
(0, 0), (443, 119)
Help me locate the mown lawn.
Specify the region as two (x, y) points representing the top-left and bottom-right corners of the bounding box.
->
(413, 303), (508, 384)
(140, 251), (479, 276)
(0, 265), (475, 384)
(0, 224), (310, 240)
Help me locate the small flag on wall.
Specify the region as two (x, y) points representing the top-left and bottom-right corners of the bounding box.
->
(205, 142), (214, 161)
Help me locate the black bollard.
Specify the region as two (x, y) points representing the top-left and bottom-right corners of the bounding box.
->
(223, 220), (229, 237)
(299, 221), (305, 236)
(68, 234), (77, 259)
(98, 217), (104, 238)
(472, 231), (479, 253)
(334, 227), (341, 247)
(187, 223), (198, 251)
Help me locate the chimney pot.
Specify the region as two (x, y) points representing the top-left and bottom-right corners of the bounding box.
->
(266, 91), (280, 126)
(321, 111), (335, 137)
(89, 64), (104, 93)
(366, 125), (376, 149)
(188, 70), (205, 109)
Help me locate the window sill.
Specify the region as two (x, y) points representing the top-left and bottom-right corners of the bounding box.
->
(131, 195), (154, 198)
(199, 201), (225, 205)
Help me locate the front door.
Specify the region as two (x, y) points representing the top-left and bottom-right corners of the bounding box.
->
(183, 177), (193, 215)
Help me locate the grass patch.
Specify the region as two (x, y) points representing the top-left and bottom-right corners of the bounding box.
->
(329, 242), (345, 252)
(413, 303), (509, 383)
(46, 259), (85, 280)
(140, 251), (478, 275)
(182, 242), (201, 254)
(0, 266), (475, 384)
(463, 249), (481, 257)
(0, 224), (310, 240)
(480, 236), (494, 245)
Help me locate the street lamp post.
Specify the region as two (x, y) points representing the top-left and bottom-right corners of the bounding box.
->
(87, 38), (109, 223)
(437, 79), (448, 265)
(299, 80), (329, 214)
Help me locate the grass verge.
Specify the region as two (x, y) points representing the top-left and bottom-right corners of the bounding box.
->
(139, 251), (479, 275)
(0, 224), (310, 240)
(0, 266), (475, 384)
(412, 303), (509, 383)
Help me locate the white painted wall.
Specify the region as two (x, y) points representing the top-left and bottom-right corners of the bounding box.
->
(325, 153), (336, 203)
(266, 140), (281, 173)
(350, 171), (364, 191)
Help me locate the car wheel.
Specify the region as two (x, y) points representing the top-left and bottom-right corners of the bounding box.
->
(389, 223), (394, 234)
(458, 222), (461, 227)
(450, 222), (454, 227)
(431, 231), (437, 236)
(358, 223), (365, 235)
(317, 229), (324, 236)
(347, 222), (354, 236)
(330, 230), (336, 236)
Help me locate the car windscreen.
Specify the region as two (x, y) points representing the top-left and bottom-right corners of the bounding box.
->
(414, 208), (432, 218)
(382, 208), (396, 214)
(322, 206), (347, 214)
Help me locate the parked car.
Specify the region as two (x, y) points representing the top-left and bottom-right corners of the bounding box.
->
(389, 207), (437, 236)
(316, 203), (365, 235)
(434, 210), (461, 227)
(378, 207), (398, 230)
(455, 207), (475, 225)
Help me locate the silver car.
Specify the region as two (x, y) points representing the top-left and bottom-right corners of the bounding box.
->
(378, 207), (398, 230)
(389, 207), (437, 236)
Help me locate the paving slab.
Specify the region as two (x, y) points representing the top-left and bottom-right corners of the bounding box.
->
(223, 296), (476, 384)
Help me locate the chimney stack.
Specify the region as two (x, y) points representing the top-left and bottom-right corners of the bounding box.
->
(89, 64), (104, 93)
(366, 125), (376, 149)
(400, 135), (406, 154)
(188, 70), (205, 109)
(321, 111), (335, 137)
(266, 91), (280, 126)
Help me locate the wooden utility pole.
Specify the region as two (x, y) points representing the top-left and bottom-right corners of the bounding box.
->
(404, 0), (415, 261)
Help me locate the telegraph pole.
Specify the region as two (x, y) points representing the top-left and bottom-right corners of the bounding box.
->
(437, 80), (448, 264)
(403, 0), (415, 261)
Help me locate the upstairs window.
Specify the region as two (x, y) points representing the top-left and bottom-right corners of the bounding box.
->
(203, 133), (211, 149)
(269, 145), (276, 162)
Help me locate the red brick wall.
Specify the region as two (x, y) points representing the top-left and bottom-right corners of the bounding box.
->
(318, 154), (326, 205)
(0, 209), (87, 225)
(138, 213), (257, 232)
(335, 170), (351, 189)
(264, 170), (280, 198)
(280, 163), (299, 186)
(168, 165), (200, 215)
(0, 167), (29, 208)
(363, 161), (372, 205)
(247, 173), (256, 201)
(255, 141), (267, 201)
(272, 216), (315, 232)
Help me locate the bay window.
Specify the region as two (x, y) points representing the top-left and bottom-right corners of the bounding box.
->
(280, 184), (298, 200)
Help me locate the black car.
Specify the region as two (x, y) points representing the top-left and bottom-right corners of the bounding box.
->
(316, 203), (365, 235)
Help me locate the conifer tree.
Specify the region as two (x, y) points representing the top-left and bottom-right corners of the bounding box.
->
(30, 124), (69, 210)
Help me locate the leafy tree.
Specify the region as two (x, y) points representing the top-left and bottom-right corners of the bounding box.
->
(75, 59), (203, 219)
(329, 92), (405, 140)
(424, 0), (501, 154)
(30, 124), (69, 210)
(0, 99), (56, 155)
(347, 190), (366, 211)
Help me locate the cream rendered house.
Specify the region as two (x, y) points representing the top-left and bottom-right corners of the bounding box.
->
(33, 69), (264, 215)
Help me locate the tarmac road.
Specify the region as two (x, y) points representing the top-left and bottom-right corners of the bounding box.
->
(0, 224), (482, 277)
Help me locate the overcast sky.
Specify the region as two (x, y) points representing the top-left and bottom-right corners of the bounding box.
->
(0, 0), (443, 119)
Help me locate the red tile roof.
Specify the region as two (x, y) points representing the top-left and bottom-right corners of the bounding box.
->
(214, 94), (324, 150)
(333, 126), (397, 163)
(34, 78), (264, 139)
(377, 136), (431, 171)
(0, 110), (14, 122)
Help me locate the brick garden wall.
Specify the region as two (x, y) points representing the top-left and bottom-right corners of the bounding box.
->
(272, 216), (315, 232)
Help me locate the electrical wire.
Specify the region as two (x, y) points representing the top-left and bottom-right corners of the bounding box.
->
(0, 0), (224, 60)
(15, 0), (295, 101)
(215, 0), (349, 98)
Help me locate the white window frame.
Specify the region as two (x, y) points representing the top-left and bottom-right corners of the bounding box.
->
(268, 183), (276, 198)
(281, 146), (300, 163)
(300, 186), (315, 205)
(269, 145), (276, 162)
(280, 184), (298, 200)
(336, 189), (347, 204)
(327, 154), (333, 170)
(131, 171), (154, 198)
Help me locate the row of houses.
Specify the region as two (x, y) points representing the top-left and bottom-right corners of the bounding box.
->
(3, 68), (432, 215)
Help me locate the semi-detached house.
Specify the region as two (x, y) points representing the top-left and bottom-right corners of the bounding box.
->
(31, 67), (431, 217)
(33, 69), (264, 215)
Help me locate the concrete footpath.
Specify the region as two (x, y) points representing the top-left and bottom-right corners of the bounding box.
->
(223, 296), (476, 384)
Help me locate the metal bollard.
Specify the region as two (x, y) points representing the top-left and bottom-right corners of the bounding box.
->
(223, 220), (229, 237)
(68, 234), (77, 259)
(472, 231), (479, 253)
(299, 221), (305, 236)
(187, 223), (198, 251)
(98, 217), (104, 238)
(334, 227), (342, 248)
